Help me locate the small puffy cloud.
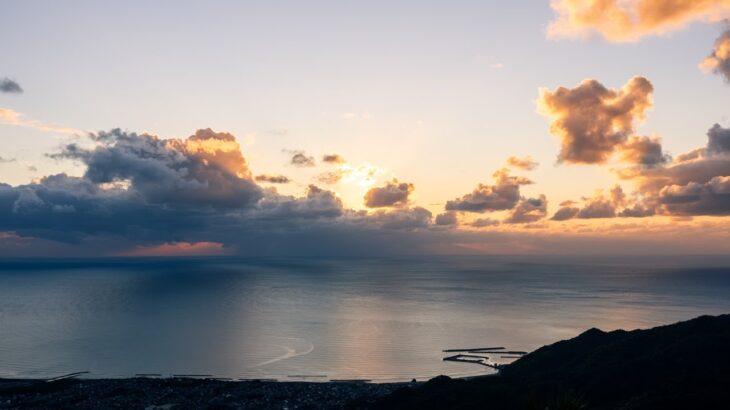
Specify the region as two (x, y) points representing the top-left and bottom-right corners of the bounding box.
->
(504, 195), (548, 224)
(700, 29), (730, 81)
(576, 197), (617, 219)
(255, 174), (290, 184)
(0, 156), (17, 164)
(620, 135), (669, 166)
(288, 150), (316, 167)
(322, 154), (346, 164)
(551, 205), (580, 221)
(0, 78), (22, 93)
(506, 155), (539, 170)
(364, 180), (414, 208)
(548, 0), (730, 42)
(445, 168), (532, 213)
(707, 123), (730, 154)
(434, 211), (458, 226)
(538, 76), (654, 164)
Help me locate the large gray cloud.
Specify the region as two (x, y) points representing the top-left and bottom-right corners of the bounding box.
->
(52, 128), (262, 209)
(0, 78), (22, 93)
(0, 128), (446, 255)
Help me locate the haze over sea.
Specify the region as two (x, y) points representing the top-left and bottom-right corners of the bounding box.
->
(1, 255), (729, 382)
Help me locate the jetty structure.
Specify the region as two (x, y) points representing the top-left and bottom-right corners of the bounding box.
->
(442, 347), (526, 372)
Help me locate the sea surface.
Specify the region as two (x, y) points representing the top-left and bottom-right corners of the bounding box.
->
(1, 255), (729, 382)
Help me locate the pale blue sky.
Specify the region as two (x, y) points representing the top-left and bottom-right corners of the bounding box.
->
(2, 0), (729, 210)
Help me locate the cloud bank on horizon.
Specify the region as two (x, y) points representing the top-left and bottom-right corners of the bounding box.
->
(2, 1), (730, 256)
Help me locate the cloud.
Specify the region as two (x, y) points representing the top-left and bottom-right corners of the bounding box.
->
(551, 205), (580, 221)
(470, 218), (500, 228)
(551, 185), (654, 220)
(0, 107), (83, 135)
(505, 155), (539, 170)
(538, 76), (654, 164)
(707, 123), (730, 154)
(445, 168), (532, 212)
(317, 162), (383, 186)
(0, 78), (22, 94)
(257, 185), (344, 220)
(613, 123), (730, 216)
(119, 241), (229, 257)
(504, 195), (548, 224)
(288, 150), (316, 167)
(52, 128), (262, 209)
(617, 124), (730, 217)
(364, 180), (414, 208)
(367, 207), (432, 230)
(434, 211), (458, 226)
(0, 157), (17, 164)
(255, 174), (290, 184)
(700, 29), (730, 81)
(619, 135), (669, 166)
(322, 154), (346, 164)
(658, 176), (730, 215)
(317, 171), (344, 185)
(548, 0), (730, 42)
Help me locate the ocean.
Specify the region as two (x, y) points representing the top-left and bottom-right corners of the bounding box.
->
(1, 255), (729, 382)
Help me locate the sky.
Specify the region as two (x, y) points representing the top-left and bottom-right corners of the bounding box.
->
(3, 0), (730, 256)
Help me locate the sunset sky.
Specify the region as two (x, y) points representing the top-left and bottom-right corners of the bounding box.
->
(3, 0), (730, 256)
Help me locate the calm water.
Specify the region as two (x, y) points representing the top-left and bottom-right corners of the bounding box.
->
(1, 255), (729, 381)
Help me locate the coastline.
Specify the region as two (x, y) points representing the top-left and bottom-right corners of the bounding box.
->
(3, 313), (730, 409)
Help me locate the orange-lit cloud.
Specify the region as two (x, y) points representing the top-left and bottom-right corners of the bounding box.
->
(548, 0), (730, 42)
(538, 77), (654, 164)
(506, 155), (539, 171)
(120, 241), (230, 257)
(446, 168), (532, 213)
(0, 107), (83, 135)
(700, 29), (730, 81)
(364, 180), (414, 208)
